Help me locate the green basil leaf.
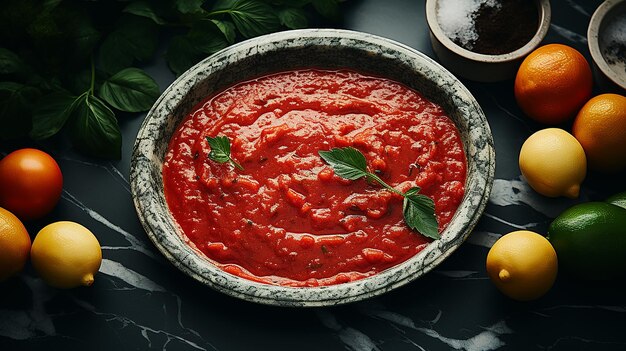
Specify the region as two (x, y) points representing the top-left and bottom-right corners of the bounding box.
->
(278, 7), (308, 29)
(320, 147), (440, 239)
(70, 94), (122, 159)
(206, 135), (244, 170)
(42, 0), (62, 12)
(27, 10), (62, 40)
(312, 0), (340, 21)
(98, 15), (158, 75)
(318, 147), (368, 180)
(188, 20), (230, 55)
(403, 188), (439, 239)
(0, 82), (39, 139)
(99, 68), (159, 113)
(262, 0), (311, 6)
(30, 92), (78, 140)
(66, 16), (100, 61)
(175, 0), (206, 15)
(0, 48), (24, 75)
(123, 1), (167, 25)
(207, 135), (231, 163)
(211, 19), (236, 44)
(166, 35), (203, 76)
(212, 0), (279, 38)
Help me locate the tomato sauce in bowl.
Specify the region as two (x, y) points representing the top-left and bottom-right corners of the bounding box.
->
(162, 69), (466, 287)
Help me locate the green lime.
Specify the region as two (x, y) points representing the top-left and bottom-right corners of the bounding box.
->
(606, 191), (626, 210)
(548, 202), (626, 280)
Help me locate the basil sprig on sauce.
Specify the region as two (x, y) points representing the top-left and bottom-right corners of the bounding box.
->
(319, 147), (439, 239)
(206, 135), (244, 170)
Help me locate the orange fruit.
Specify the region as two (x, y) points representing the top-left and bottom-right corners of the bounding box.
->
(0, 207), (31, 281)
(514, 44), (593, 124)
(572, 93), (626, 173)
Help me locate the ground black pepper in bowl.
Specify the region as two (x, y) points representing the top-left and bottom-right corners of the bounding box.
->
(437, 0), (539, 55)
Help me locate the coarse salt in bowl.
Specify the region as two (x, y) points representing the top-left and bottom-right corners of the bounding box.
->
(426, 0), (551, 82)
(130, 29), (495, 306)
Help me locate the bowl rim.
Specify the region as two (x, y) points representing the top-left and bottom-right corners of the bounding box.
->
(130, 29), (496, 307)
(587, 0), (626, 90)
(425, 0), (552, 62)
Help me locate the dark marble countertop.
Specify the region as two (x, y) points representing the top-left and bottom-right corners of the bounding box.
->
(2, 0), (625, 350)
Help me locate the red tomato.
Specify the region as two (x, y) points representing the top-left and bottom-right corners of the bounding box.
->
(0, 148), (63, 220)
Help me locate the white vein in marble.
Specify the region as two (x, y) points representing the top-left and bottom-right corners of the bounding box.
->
(99, 259), (166, 292)
(357, 302), (512, 351)
(435, 270), (482, 279)
(58, 156), (131, 194)
(73, 298), (211, 351)
(550, 23), (588, 43)
(61, 190), (159, 260)
(565, 0), (591, 16)
(0, 277), (56, 340)
(489, 178), (585, 218)
(316, 310), (381, 351)
(466, 230), (501, 248)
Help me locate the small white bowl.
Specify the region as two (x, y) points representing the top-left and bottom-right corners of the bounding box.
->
(131, 29), (495, 306)
(588, 0), (626, 92)
(425, 0), (551, 82)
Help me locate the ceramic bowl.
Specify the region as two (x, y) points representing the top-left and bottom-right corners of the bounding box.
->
(425, 0), (551, 82)
(588, 0), (626, 92)
(130, 29), (495, 307)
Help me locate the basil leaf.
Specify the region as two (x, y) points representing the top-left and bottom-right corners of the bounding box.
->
(175, 0), (206, 15)
(166, 35), (204, 76)
(312, 0), (340, 21)
(188, 20), (230, 55)
(318, 147), (368, 180)
(67, 16), (100, 62)
(320, 147), (440, 239)
(123, 0), (167, 24)
(207, 136), (231, 163)
(206, 135), (244, 170)
(0, 48), (24, 75)
(98, 15), (158, 75)
(42, 0), (62, 12)
(403, 188), (439, 239)
(211, 19), (237, 44)
(278, 7), (308, 29)
(30, 92), (78, 140)
(0, 82), (39, 139)
(212, 0), (279, 38)
(70, 94), (122, 159)
(99, 68), (159, 113)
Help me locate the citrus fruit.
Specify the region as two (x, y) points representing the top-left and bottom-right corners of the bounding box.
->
(514, 44), (593, 124)
(572, 93), (626, 173)
(30, 221), (102, 288)
(0, 207), (31, 281)
(0, 148), (63, 220)
(519, 128), (586, 198)
(548, 202), (626, 280)
(607, 191), (626, 210)
(486, 230), (558, 301)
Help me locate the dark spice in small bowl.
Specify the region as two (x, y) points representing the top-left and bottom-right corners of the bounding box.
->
(437, 0), (539, 55)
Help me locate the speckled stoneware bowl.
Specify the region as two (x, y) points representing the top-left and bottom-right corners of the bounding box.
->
(588, 0), (626, 92)
(130, 29), (495, 307)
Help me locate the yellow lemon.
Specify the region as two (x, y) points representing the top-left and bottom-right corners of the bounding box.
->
(0, 207), (31, 281)
(31, 221), (102, 288)
(486, 230), (558, 301)
(519, 128), (586, 198)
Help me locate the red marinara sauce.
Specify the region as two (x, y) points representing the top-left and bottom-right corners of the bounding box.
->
(163, 70), (466, 287)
